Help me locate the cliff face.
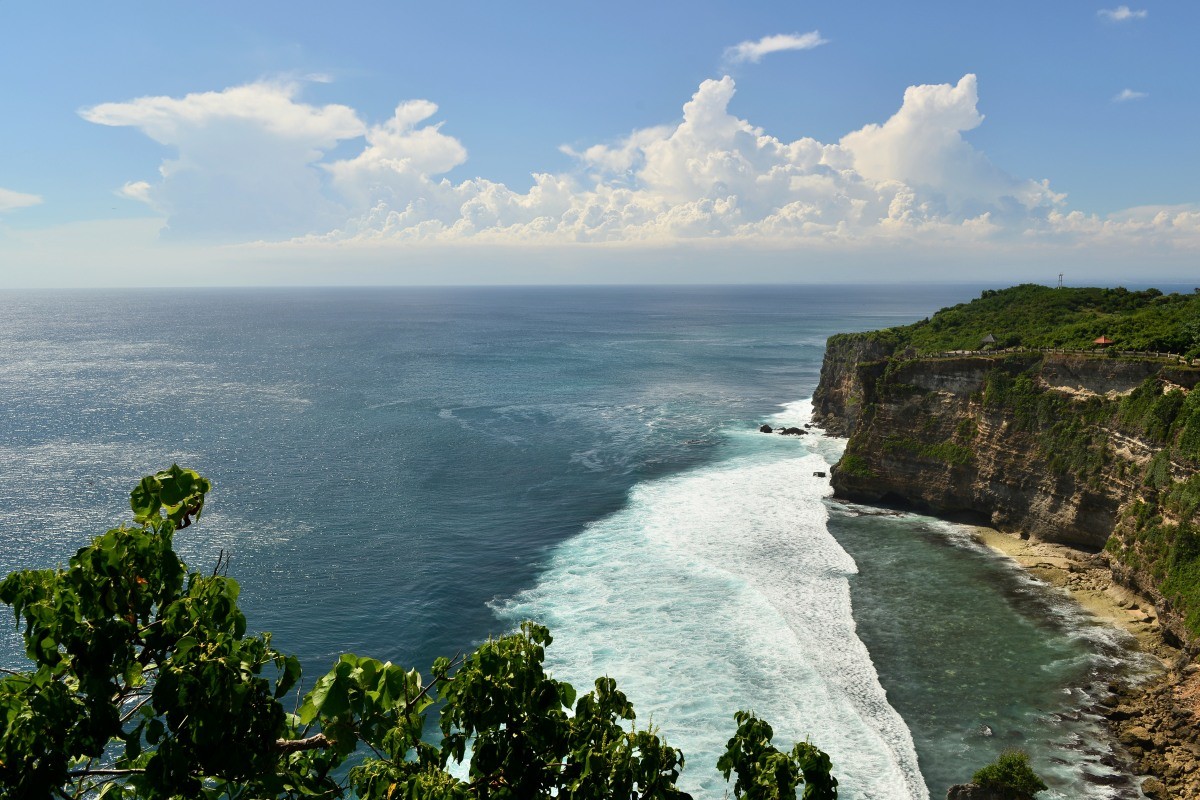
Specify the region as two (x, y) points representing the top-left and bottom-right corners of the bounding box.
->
(817, 335), (1200, 646)
(812, 333), (896, 436)
(833, 356), (1125, 548)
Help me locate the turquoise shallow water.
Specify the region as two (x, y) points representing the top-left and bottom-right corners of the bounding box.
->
(0, 285), (1149, 797)
(827, 504), (1150, 797)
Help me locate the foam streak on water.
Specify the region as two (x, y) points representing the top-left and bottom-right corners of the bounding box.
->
(497, 400), (927, 799)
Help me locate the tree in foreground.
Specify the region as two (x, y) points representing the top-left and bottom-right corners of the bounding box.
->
(0, 466), (837, 799)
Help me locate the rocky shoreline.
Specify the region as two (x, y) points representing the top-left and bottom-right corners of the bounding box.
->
(970, 527), (1200, 799)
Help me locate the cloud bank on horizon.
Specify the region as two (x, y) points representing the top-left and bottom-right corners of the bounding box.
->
(79, 71), (1199, 253)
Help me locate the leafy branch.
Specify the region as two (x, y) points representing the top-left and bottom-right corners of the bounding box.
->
(1, 466), (839, 800)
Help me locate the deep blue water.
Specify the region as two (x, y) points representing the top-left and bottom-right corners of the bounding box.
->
(0, 285), (1147, 798)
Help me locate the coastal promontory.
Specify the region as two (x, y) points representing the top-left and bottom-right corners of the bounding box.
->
(813, 284), (1200, 797)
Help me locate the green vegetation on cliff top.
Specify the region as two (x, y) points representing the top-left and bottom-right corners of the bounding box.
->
(851, 284), (1200, 355)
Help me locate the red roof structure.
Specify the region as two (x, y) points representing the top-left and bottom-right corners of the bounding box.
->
(1094, 336), (1114, 346)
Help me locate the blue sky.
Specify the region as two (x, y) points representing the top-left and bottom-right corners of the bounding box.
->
(0, 1), (1196, 286)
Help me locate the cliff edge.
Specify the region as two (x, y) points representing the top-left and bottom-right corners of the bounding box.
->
(814, 284), (1200, 796)
(813, 285), (1200, 647)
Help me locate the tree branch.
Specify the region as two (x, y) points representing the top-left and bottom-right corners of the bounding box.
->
(120, 693), (154, 723)
(275, 733), (332, 754)
(414, 651), (464, 706)
(71, 756), (95, 800)
(65, 768), (146, 778)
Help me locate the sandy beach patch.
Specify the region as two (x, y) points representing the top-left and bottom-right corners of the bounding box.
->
(969, 526), (1200, 798)
(970, 526), (1172, 662)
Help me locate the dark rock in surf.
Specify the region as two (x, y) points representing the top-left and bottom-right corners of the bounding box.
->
(759, 424), (773, 433)
(945, 785), (1011, 800)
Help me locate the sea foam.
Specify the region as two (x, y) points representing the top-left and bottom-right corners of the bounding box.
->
(496, 400), (928, 799)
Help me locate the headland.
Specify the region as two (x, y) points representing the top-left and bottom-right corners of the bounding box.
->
(812, 284), (1200, 799)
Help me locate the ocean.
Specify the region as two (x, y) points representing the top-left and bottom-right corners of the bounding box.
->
(0, 285), (1148, 798)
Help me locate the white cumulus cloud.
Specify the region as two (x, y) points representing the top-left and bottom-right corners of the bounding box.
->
(1045, 205), (1200, 250)
(313, 73), (1066, 246)
(118, 181), (154, 203)
(1112, 88), (1148, 102)
(84, 73), (1196, 257)
(82, 80), (362, 146)
(81, 81), (366, 239)
(0, 187), (43, 212)
(723, 32), (828, 64)
(1098, 6), (1148, 22)
(838, 74), (1062, 220)
(323, 99), (468, 212)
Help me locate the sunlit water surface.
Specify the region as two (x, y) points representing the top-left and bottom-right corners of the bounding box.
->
(0, 286), (1150, 797)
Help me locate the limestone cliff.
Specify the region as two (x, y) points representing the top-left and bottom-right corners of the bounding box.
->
(811, 332), (897, 437)
(815, 335), (1200, 647)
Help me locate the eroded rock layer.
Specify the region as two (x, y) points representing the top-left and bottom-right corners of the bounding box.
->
(814, 336), (1200, 645)
(815, 336), (1200, 797)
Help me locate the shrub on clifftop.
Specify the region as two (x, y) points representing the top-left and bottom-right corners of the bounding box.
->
(882, 284), (1200, 354)
(970, 750), (1047, 799)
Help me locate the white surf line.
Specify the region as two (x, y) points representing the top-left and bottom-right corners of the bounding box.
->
(497, 398), (928, 799)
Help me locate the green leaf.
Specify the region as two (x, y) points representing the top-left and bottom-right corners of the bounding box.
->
(130, 475), (163, 522)
(275, 654), (302, 698)
(306, 667), (351, 720)
(124, 660), (144, 688)
(296, 696), (319, 727)
(124, 723), (144, 760)
(174, 636), (198, 659)
(558, 681), (577, 710)
(96, 782), (128, 799)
